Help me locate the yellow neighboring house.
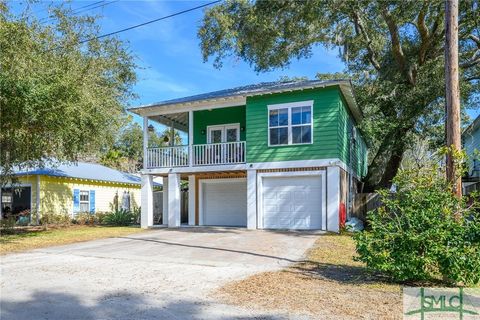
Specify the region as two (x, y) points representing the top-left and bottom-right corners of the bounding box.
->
(1, 162), (143, 224)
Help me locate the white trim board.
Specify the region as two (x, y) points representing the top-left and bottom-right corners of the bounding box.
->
(267, 100), (314, 147)
(256, 170), (327, 231)
(141, 158), (362, 182)
(134, 97), (247, 117)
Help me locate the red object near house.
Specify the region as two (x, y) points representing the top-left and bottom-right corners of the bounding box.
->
(339, 203), (347, 228)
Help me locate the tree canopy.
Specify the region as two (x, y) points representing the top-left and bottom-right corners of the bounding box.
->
(0, 3), (137, 184)
(98, 120), (183, 173)
(199, 0), (480, 190)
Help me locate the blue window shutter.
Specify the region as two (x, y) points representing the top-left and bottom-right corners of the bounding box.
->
(73, 189), (80, 214)
(89, 190), (95, 213)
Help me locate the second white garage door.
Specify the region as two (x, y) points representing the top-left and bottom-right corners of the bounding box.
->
(262, 176), (322, 230)
(202, 179), (247, 227)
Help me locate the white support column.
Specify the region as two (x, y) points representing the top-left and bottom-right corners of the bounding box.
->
(141, 174), (154, 229)
(247, 169), (257, 229)
(327, 166), (340, 233)
(162, 177), (168, 225)
(188, 110), (193, 167)
(167, 173), (181, 227)
(143, 116), (149, 169)
(36, 175), (41, 225)
(188, 175), (196, 226)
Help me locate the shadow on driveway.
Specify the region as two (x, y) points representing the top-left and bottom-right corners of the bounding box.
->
(118, 236), (299, 263)
(0, 290), (282, 320)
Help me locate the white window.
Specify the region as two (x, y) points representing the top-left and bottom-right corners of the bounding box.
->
(268, 101), (313, 146)
(79, 190), (89, 212)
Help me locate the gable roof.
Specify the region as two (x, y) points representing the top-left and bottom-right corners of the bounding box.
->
(14, 162), (144, 186)
(463, 114), (480, 136)
(129, 79), (363, 123)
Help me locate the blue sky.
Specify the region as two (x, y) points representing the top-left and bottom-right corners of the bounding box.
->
(20, 1), (480, 124)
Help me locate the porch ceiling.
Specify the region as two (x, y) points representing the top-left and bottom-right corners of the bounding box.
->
(150, 112), (188, 132)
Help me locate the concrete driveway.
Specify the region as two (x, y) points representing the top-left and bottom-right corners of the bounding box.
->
(0, 228), (320, 320)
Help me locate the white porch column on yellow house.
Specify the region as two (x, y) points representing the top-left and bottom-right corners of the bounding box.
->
(36, 175), (41, 225)
(141, 174), (154, 228)
(162, 177), (168, 225)
(327, 166), (340, 232)
(188, 175), (195, 225)
(247, 169), (257, 229)
(167, 173), (181, 227)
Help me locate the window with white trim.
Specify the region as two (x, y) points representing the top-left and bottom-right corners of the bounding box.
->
(79, 190), (89, 212)
(268, 101), (313, 146)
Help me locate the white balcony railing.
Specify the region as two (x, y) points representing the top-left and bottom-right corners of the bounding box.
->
(193, 141), (246, 166)
(146, 145), (189, 168)
(145, 141), (246, 168)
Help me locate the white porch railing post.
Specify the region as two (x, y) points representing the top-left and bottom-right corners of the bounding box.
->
(188, 111), (193, 167)
(143, 116), (149, 169)
(146, 141), (246, 168)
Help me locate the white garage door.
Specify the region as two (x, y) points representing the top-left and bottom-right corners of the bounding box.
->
(262, 176), (322, 230)
(202, 179), (247, 227)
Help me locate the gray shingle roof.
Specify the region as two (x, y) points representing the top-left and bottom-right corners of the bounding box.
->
(14, 162), (144, 185)
(129, 79), (362, 124)
(130, 79), (347, 106)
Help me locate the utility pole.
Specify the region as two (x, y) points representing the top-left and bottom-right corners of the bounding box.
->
(445, 0), (462, 198)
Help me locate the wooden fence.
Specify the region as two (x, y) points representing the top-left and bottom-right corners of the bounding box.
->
(352, 193), (381, 221)
(152, 191), (188, 225)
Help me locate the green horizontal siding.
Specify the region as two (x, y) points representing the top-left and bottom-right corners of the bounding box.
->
(193, 106), (246, 144)
(337, 95), (368, 178)
(246, 87), (341, 163)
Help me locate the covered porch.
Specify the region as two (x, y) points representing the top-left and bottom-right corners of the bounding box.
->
(143, 111), (246, 169)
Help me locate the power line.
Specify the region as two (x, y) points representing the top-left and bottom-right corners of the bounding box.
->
(45, 0), (221, 52)
(77, 0), (221, 44)
(70, 1), (117, 16)
(39, 1), (117, 24)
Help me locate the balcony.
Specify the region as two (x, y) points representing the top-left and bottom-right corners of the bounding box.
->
(146, 141), (246, 169)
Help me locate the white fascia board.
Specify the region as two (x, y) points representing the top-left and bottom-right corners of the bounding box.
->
(130, 97), (247, 117)
(140, 158), (362, 180)
(338, 82), (363, 124)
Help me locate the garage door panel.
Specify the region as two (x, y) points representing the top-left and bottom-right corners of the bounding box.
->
(203, 180), (247, 227)
(262, 176), (322, 230)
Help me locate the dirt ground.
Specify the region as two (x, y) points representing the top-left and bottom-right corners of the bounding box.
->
(215, 233), (403, 319)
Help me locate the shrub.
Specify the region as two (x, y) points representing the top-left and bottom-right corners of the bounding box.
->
(131, 206), (140, 225)
(0, 216), (16, 234)
(94, 211), (108, 225)
(40, 212), (71, 227)
(354, 164), (480, 286)
(103, 209), (134, 226)
(74, 212), (95, 225)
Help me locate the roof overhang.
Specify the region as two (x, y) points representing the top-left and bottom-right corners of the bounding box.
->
(129, 80), (363, 124)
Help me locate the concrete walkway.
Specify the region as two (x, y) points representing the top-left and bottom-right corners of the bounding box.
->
(0, 228), (320, 320)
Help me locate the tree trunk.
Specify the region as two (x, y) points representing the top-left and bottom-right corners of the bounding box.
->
(445, 0), (462, 198)
(363, 130), (407, 192)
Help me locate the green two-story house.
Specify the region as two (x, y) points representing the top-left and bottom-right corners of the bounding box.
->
(129, 80), (367, 232)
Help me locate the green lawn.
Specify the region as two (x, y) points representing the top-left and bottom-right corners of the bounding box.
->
(0, 225), (147, 255)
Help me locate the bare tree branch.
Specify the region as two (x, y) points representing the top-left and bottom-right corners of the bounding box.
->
(469, 34), (480, 46)
(417, 2), (430, 65)
(351, 10), (381, 71)
(381, 5), (415, 85)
